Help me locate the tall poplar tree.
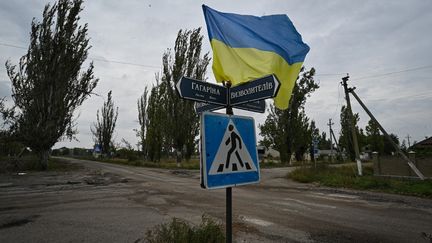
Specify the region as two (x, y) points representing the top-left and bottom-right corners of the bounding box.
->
(137, 87), (148, 156)
(4, 0), (98, 169)
(146, 28), (210, 162)
(259, 68), (318, 162)
(339, 105), (361, 161)
(91, 91), (118, 156)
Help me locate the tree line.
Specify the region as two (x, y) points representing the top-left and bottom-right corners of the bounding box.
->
(0, 0), (407, 170)
(339, 106), (401, 161)
(92, 28), (210, 163)
(0, 0), (212, 168)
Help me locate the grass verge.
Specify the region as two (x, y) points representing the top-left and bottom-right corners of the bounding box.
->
(145, 215), (225, 243)
(288, 165), (432, 198)
(72, 156), (201, 170)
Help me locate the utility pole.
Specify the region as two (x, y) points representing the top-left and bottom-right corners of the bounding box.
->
(330, 129), (340, 152)
(330, 128), (342, 161)
(328, 118), (334, 162)
(406, 134), (411, 148)
(348, 88), (425, 180)
(341, 75), (362, 175)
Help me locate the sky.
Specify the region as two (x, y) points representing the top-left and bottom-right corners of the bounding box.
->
(1, 0), (432, 149)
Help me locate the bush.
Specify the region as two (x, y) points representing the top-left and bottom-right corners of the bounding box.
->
(145, 215), (225, 243)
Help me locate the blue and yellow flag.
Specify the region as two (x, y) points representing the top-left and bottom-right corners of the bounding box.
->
(202, 5), (310, 110)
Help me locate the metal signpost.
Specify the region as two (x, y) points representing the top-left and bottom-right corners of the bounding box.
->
(176, 75), (280, 243)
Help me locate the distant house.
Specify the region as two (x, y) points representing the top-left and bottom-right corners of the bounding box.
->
(257, 146), (280, 161)
(412, 137), (432, 151)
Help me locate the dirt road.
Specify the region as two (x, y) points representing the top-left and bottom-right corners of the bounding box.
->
(1, 157), (431, 242)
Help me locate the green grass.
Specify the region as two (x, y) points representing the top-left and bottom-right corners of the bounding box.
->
(145, 215), (225, 243)
(75, 156), (201, 170)
(84, 156), (296, 170)
(288, 165), (432, 198)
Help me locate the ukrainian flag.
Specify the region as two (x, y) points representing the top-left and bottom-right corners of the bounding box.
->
(202, 5), (310, 110)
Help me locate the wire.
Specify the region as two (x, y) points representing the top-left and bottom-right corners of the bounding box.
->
(0, 42), (161, 70)
(89, 57), (160, 69)
(315, 73), (348, 77)
(332, 84), (342, 120)
(0, 43), (26, 49)
(354, 65), (432, 80)
(363, 90), (432, 102)
(3, 41), (432, 78)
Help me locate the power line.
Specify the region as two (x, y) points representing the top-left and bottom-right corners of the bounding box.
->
(354, 65), (432, 80)
(0, 42), (161, 70)
(0, 43), (27, 49)
(315, 72), (347, 77)
(362, 90), (432, 102)
(89, 57), (160, 69)
(3, 41), (432, 76)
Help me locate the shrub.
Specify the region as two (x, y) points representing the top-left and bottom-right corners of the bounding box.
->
(145, 215), (225, 243)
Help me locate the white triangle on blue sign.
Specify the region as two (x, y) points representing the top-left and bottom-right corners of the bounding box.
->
(209, 120), (257, 175)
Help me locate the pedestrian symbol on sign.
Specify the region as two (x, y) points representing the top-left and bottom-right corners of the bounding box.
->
(209, 121), (257, 175)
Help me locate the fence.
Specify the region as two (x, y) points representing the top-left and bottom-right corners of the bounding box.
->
(373, 152), (432, 178)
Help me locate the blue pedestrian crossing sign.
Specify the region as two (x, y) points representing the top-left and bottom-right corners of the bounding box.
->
(201, 112), (260, 189)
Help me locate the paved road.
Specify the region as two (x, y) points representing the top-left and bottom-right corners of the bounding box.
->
(1, 157), (431, 242)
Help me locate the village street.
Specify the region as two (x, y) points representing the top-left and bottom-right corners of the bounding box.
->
(1, 157), (431, 243)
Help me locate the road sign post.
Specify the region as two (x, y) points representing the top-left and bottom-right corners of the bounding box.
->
(201, 112), (260, 189)
(178, 75), (278, 243)
(226, 82), (233, 243)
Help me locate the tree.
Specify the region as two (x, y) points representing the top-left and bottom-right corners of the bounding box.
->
(318, 132), (332, 150)
(259, 67), (319, 162)
(401, 139), (407, 152)
(136, 87), (148, 156)
(4, 0), (98, 169)
(145, 28), (210, 162)
(383, 133), (399, 155)
(163, 28), (210, 162)
(91, 91), (118, 156)
(338, 105), (362, 161)
(0, 98), (6, 124)
(365, 119), (384, 153)
(145, 80), (165, 162)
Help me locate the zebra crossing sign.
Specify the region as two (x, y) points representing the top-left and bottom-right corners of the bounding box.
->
(200, 112), (260, 189)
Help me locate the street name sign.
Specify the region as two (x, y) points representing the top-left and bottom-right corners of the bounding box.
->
(195, 102), (224, 114)
(230, 74), (280, 106)
(201, 112), (260, 189)
(234, 100), (266, 113)
(176, 77), (227, 106)
(196, 100), (265, 114)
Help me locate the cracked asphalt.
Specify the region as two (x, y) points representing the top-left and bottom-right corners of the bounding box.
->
(1, 157), (431, 243)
